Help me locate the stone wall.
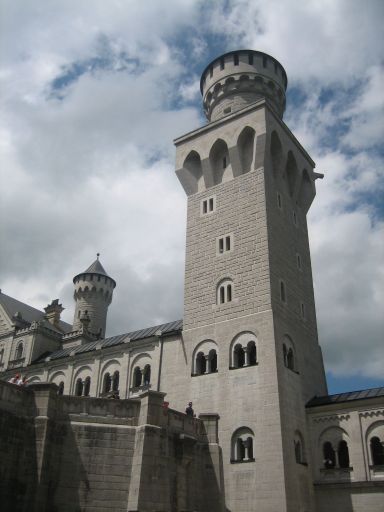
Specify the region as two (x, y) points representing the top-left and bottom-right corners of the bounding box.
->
(0, 381), (223, 512)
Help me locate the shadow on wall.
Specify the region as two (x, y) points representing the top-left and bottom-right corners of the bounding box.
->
(0, 382), (38, 512)
(0, 381), (88, 512)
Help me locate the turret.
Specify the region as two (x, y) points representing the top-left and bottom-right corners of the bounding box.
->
(72, 254), (116, 338)
(200, 50), (287, 122)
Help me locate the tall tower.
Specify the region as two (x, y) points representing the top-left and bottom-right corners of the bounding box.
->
(175, 50), (327, 512)
(72, 255), (116, 338)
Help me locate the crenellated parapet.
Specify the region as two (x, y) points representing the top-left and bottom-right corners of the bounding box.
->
(200, 50), (287, 122)
(72, 256), (116, 338)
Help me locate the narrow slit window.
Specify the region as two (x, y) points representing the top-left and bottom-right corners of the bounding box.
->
(220, 286), (225, 304)
(263, 56), (267, 68)
(220, 58), (224, 70)
(223, 156), (227, 169)
(280, 281), (286, 302)
(226, 236), (231, 251)
(301, 302), (305, 319)
(277, 192), (282, 209)
(248, 52), (253, 65)
(209, 66), (213, 77)
(219, 238), (224, 253)
(209, 198), (214, 211)
(297, 254), (302, 270)
(203, 200), (208, 214)
(293, 211), (297, 225)
(234, 53), (239, 66)
(227, 284), (232, 302)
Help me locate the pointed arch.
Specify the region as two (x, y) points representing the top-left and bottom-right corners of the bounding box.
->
(209, 139), (232, 185)
(270, 131), (283, 178)
(284, 151), (298, 196)
(183, 150), (204, 194)
(237, 126), (255, 174)
(297, 169), (315, 212)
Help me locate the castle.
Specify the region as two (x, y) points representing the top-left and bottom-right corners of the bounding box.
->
(0, 50), (383, 512)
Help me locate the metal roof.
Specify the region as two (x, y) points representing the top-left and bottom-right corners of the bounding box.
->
(0, 291), (72, 333)
(306, 387), (384, 408)
(72, 255), (116, 287)
(34, 319), (183, 363)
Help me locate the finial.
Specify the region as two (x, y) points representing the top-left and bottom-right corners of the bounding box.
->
(97, 253), (100, 259)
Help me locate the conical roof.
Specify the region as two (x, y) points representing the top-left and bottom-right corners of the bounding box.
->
(85, 258), (109, 276)
(73, 254), (116, 287)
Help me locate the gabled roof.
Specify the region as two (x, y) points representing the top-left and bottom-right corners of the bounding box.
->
(306, 387), (384, 408)
(33, 319), (183, 363)
(0, 291), (72, 334)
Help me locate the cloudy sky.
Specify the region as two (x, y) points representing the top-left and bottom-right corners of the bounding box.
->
(0, 0), (383, 394)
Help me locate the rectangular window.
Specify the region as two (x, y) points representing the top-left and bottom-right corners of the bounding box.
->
(201, 196), (216, 216)
(217, 233), (234, 255)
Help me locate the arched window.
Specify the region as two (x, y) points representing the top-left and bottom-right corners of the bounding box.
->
(287, 348), (294, 370)
(231, 427), (255, 463)
(196, 352), (206, 375)
(217, 279), (233, 305)
(234, 344), (244, 368)
(338, 440), (350, 468)
(133, 366), (142, 388)
(247, 341), (257, 366)
(103, 372), (112, 394)
(371, 437), (384, 466)
(83, 377), (91, 397)
(112, 371), (120, 392)
(58, 381), (64, 396)
(208, 349), (217, 373)
(323, 442), (336, 469)
(15, 342), (23, 360)
(75, 378), (83, 397)
(283, 337), (296, 372)
(143, 365), (151, 385)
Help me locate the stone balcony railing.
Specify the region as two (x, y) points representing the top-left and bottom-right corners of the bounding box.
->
(7, 357), (25, 369)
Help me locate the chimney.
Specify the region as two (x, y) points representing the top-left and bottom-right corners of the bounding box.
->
(44, 299), (64, 327)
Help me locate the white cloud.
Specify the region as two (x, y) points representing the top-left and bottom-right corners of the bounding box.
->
(0, 0), (383, 386)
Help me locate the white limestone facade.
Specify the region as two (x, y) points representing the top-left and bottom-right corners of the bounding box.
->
(0, 50), (383, 512)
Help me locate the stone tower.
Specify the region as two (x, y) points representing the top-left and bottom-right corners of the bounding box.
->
(175, 50), (328, 512)
(72, 255), (116, 338)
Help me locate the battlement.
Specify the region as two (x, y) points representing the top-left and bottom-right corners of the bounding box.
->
(200, 50), (287, 121)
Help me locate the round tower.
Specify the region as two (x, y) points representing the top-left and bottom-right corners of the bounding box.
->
(200, 50), (287, 122)
(72, 254), (116, 338)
